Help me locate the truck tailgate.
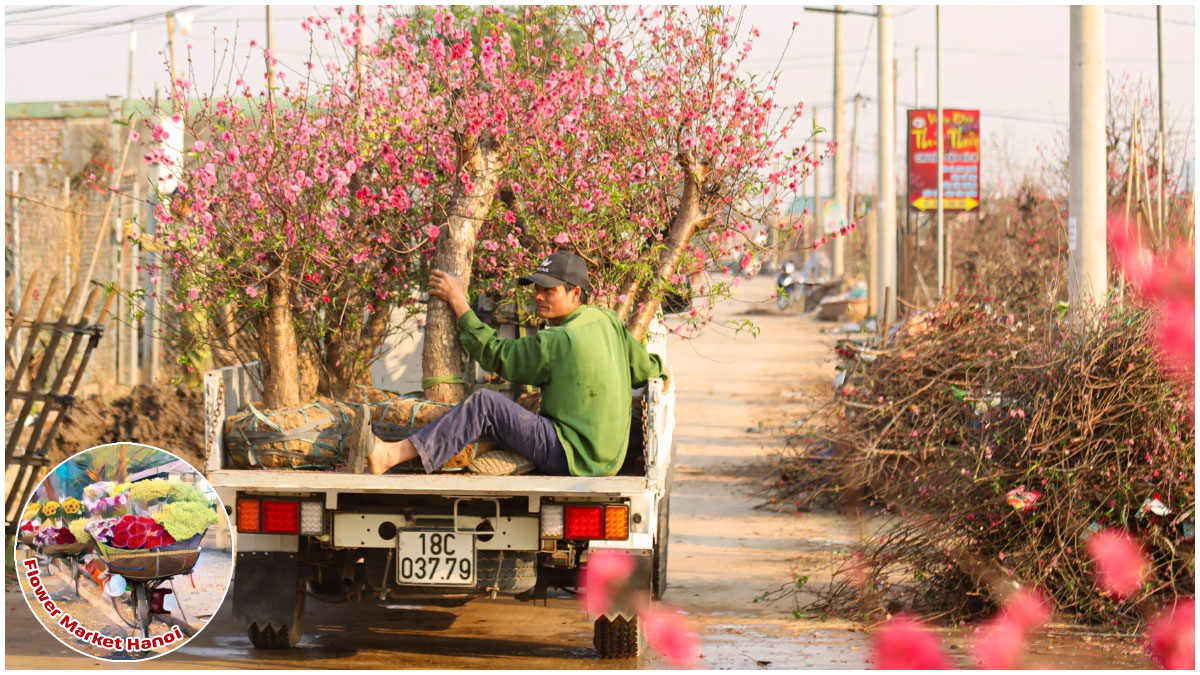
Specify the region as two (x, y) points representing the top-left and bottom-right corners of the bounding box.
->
(208, 469), (657, 497)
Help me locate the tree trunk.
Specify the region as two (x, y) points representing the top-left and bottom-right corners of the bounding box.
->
(613, 267), (645, 320)
(422, 135), (506, 403)
(297, 340), (321, 402)
(322, 302), (390, 398)
(626, 154), (708, 340)
(260, 269), (303, 409)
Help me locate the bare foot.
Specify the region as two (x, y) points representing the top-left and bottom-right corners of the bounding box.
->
(367, 439), (419, 475)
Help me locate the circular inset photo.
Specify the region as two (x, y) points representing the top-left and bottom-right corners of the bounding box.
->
(12, 443), (233, 661)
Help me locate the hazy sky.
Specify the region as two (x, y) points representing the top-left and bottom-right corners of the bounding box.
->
(4, 3), (1196, 197)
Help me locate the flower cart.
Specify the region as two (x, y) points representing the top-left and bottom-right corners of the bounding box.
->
(85, 481), (218, 640)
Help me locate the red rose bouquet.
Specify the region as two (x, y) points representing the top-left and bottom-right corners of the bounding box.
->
(102, 515), (176, 550)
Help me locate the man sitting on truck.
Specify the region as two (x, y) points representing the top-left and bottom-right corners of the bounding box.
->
(346, 251), (668, 477)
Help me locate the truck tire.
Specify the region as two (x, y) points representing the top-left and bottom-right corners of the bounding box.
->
(652, 493), (670, 600)
(247, 588), (305, 649)
(652, 440), (677, 600)
(593, 615), (644, 659)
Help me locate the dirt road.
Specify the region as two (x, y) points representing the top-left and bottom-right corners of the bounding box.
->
(4, 274), (1149, 668)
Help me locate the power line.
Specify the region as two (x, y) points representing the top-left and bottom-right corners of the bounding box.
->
(1106, 9), (1194, 26)
(10, 12), (320, 27)
(850, 13), (875, 93)
(5, 5), (205, 48)
(5, 5), (122, 25)
(3, 6), (70, 16)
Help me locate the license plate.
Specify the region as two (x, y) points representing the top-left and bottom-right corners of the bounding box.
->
(396, 530), (475, 586)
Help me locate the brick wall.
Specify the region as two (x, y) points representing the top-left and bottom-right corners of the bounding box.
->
(6, 116), (124, 396)
(5, 118), (65, 167)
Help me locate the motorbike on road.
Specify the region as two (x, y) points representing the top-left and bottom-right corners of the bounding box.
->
(775, 262), (804, 310)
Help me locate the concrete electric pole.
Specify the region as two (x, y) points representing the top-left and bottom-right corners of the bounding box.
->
(814, 108), (822, 259)
(936, 6), (946, 297)
(832, 5), (847, 279)
(876, 6), (897, 323)
(914, 47), (920, 108)
(1068, 6), (1107, 307)
(266, 6), (276, 102)
(1156, 6), (1166, 232)
(166, 12), (178, 104)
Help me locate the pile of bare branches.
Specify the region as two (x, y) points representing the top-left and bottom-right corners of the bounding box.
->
(769, 280), (1194, 626)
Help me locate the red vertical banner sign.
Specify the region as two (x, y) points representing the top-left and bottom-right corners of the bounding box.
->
(907, 109), (981, 211)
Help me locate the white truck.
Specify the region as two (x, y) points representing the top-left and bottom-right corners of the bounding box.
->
(202, 318), (675, 658)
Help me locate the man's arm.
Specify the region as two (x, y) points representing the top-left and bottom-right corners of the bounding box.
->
(427, 270), (552, 386)
(427, 270), (472, 320)
(458, 316), (554, 386)
(623, 325), (665, 389)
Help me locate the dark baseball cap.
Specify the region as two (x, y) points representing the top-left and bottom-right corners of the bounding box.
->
(518, 251), (590, 291)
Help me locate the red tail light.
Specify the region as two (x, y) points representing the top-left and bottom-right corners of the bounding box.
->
(563, 505), (604, 539)
(261, 500), (300, 534)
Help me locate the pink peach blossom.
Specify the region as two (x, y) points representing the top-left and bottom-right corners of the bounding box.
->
(1086, 528), (1148, 599)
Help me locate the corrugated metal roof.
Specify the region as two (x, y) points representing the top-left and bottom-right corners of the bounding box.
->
(6, 98), (156, 120)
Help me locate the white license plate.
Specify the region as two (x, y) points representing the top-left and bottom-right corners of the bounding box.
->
(396, 531), (475, 586)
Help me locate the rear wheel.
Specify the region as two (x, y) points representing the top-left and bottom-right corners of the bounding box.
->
(593, 615), (644, 659)
(652, 441), (677, 600)
(133, 582), (151, 638)
(247, 586), (305, 649)
(652, 495), (670, 600)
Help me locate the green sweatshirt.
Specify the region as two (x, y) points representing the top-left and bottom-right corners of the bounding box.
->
(457, 305), (665, 476)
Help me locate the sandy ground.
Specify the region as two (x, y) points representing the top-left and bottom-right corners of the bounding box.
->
(4, 273), (1151, 669)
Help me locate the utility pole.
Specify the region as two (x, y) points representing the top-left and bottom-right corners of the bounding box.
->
(832, 5), (847, 278)
(266, 6), (276, 103)
(149, 84), (163, 384)
(1068, 6), (1107, 307)
(844, 94), (864, 302)
(914, 47), (920, 108)
(1156, 6), (1166, 233)
(10, 171), (20, 326)
(127, 29), (137, 101)
(356, 5), (367, 80)
(166, 12), (179, 105)
(936, 6), (946, 297)
(876, 6), (896, 323)
(814, 108), (822, 258)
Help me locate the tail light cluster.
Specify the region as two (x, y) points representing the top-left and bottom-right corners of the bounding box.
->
(540, 503), (628, 540)
(238, 497), (324, 535)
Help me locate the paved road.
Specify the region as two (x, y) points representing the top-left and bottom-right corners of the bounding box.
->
(4, 274), (1148, 668)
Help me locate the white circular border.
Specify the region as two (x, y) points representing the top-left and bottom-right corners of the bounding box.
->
(14, 442), (235, 663)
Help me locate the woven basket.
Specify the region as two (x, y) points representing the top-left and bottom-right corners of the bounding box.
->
(39, 541), (91, 556)
(97, 542), (201, 580)
(225, 399), (352, 469)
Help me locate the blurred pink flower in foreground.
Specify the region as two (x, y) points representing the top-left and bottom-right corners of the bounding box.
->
(643, 605), (700, 668)
(1004, 589), (1053, 631)
(1086, 528), (1149, 600)
(1108, 216), (1195, 380)
(581, 550), (701, 666)
(1145, 598), (1195, 670)
(582, 549), (636, 616)
(872, 615), (951, 669)
(974, 618), (1027, 670)
(973, 590), (1052, 669)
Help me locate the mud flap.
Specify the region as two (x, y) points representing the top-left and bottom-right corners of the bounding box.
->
(233, 552), (302, 632)
(588, 548), (653, 622)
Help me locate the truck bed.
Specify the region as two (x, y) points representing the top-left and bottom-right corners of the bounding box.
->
(204, 358), (674, 502)
(206, 468), (661, 497)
